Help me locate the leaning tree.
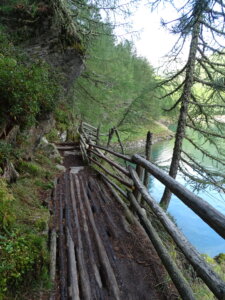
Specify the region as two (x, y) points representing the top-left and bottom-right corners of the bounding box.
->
(150, 0), (225, 210)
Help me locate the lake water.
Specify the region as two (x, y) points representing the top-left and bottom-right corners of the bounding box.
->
(149, 137), (225, 257)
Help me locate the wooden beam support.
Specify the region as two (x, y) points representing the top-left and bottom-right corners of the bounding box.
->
(133, 164), (144, 203)
(89, 149), (130, 177)
(128, 192), (195, 300)
(82, 122), (97, 131)
(97, 171), (127, 198)
(132, 154), (225, 240)
(90, 157), (134, 189)
(103, 179), (138, 226)
(88, 143), (132, 163)
(96, 125), (100, 145)
(143, 131), (152, 188)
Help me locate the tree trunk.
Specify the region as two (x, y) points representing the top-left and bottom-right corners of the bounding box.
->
(160, 20), (201, 210)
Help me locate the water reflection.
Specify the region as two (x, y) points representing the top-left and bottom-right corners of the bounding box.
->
(149, 138), (225, 257)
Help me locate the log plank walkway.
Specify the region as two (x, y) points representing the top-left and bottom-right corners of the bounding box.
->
(50, 143), (178, 300)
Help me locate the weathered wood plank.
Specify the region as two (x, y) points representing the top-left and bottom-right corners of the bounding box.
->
(129, 165), (225, 299)
(132, 154), (225, 240)
(50, 229), (57, 283)
(66, 227), (80, 300)
(79, 179), (121, 300)
(70, 174), (92, 300)
(76, 179), (103, 291)
(57, 146), (75, 151)
(59, 186), (67, 300)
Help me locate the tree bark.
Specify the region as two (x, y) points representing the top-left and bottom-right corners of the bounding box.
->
(160, 19), (201, 210)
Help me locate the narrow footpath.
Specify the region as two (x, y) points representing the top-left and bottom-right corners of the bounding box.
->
(50, 143), (178, 300)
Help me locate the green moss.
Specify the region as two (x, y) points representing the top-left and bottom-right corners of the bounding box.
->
(0, 179), (15, 232)
(46, 128), (59, 143)
(0, 145), (59, 298)
(16, 161), (44, 177)
(34, 218), (48, 231)
(0, 231), (49, 297)
(0, 177), (49, 296)
(54, 105), (71, 132)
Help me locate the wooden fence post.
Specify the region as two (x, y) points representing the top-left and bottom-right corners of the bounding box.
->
(115, 128), (128, 168)
(106, 127), (115, 149)
(133, 164), (144, 204)
(96, 124), (101, 145)
(142, 131), (152, 205)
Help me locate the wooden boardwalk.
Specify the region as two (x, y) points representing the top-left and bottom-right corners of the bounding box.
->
(50, 143), (178, 300)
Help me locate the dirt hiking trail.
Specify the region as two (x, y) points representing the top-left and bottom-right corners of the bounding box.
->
(50, 143), (178, 300)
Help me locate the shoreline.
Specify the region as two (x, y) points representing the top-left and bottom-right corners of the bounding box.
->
(123, 133), (174, 152)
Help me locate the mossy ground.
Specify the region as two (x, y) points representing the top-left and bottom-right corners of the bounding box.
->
(0, 147), (60, 299)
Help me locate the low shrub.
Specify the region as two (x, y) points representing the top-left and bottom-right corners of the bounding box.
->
(0, 230), (49, 297)
(0, 27), (60, 130)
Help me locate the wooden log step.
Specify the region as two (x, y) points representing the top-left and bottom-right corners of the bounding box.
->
(58, 180), (68, 300)
(52, 162), (181, 300)
(70, 174), (92, 300)
(74, 175), (104, 296)
(79, 178), (121, 300)
(56, 146), (76, 151)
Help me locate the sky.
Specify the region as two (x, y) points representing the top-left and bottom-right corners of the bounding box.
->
(131, 3), (178, 66)
(114, 1), (189, 71)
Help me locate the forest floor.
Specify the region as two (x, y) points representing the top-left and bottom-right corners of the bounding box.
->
(50, 143), (179, 300)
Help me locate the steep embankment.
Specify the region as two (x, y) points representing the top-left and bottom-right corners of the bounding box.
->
(0, 0), (83, 155)
(0, 1), (84, 298)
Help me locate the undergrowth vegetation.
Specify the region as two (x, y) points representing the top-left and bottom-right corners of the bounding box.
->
(0, 149), (59, 299)
(0, 26), (60, 131)
(148, 205), (225, 300)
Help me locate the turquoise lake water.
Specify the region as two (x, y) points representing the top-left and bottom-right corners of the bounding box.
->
(149, 137), (225, 257)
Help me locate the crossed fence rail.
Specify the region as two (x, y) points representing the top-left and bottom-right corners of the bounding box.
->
(78, 121), (225, 300)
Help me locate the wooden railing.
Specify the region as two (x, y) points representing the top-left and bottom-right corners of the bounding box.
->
(78, 121), (225, 300)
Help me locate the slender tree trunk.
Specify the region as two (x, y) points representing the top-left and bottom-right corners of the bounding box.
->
(160, 20), (201, 210)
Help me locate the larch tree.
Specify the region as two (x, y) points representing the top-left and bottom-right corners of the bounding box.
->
(150, 0), (225, 210)
(73, 23), (159, 131)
